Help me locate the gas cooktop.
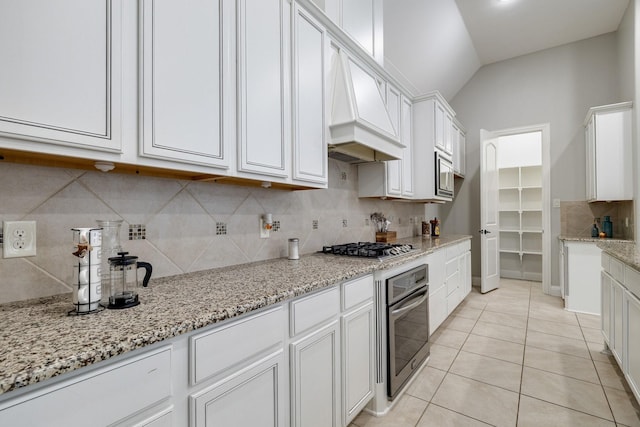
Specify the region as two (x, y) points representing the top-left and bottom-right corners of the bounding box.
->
(321, 242), (415, 260)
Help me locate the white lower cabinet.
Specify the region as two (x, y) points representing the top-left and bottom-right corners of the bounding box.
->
(0, 275), (376, 427)
(427, 240), (472, 333)
(625, 290), (640, 398)
(601, 252), (640, 403)
(601, 271), (612, 346)
(191, 350), (286, 427)
(291, 321), (341, 427)
(612, 277), (625, 365)
(341, 302), (375, 425)
(561, 241), (602, 315)
(0, 346), (172, 427)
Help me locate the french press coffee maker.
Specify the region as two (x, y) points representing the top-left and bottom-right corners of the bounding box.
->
(106, 252), (153, 309)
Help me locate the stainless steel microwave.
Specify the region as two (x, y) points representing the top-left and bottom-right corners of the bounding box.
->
(435, 151), (454, 198)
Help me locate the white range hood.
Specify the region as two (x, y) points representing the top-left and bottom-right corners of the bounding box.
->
(328, 51), (404, 163)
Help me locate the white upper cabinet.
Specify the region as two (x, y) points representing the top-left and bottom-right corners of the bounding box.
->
(140, 0), (231, 169)
(292, 4), (328, 186)
(584, 102), (633, 202)
(400, 96), (414, 197)
(357, 87), (413, 199)
(385, 86), (403, 197)
(452, 120), (466, 177)
(237, 0), (291, 179)
(322, 0), (383, 64)
(412, 91), (458, 201)
(434, 100), (453, 156)
(0, 0), (122, 152)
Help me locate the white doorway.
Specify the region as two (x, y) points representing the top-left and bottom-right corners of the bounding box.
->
(480, 124), (551, 294)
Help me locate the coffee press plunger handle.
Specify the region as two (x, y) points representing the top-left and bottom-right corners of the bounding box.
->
(137, 262), (153, 287)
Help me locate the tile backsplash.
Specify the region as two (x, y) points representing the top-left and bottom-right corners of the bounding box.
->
(0, 159), (424, 303)
(560, 200), (634, 239)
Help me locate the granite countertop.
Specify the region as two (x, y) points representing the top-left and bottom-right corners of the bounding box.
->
(597, 240), (640, 272)
(558, 235), (633, 243)
(0, 234), (470, 397)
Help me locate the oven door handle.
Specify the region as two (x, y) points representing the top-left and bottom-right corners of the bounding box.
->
(390, 288), (428, 318)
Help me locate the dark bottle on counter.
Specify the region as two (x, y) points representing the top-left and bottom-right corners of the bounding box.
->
(603, 216), (613, 238)
(430, 217), (440, 237)
(591, 220), (599, 238)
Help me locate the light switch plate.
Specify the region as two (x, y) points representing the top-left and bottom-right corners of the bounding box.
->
(553, 199), (561, 208)
(3, 221), (37, 258)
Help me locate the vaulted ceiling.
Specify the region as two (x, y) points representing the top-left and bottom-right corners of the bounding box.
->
(383, 0), (630, 101)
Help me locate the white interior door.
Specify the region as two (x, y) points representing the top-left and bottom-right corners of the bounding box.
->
(480, 130), (500, 293)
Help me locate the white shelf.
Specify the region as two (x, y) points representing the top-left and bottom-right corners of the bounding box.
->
(498, 164), (542, 281)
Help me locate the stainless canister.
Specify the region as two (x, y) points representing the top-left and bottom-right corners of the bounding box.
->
(288, 238), (300, 260)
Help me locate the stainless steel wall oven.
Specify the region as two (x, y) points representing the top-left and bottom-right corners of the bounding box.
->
(386, 264), (429, 399)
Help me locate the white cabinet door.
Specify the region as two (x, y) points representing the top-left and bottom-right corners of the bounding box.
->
(400, 96), (414, 197)
(291, 321), (341, 427)
(612, 278), (625, 366)
(385, 86), (402, 196)
(429, 284), (447, 335)
(443, 112), (453, 155)
(458, 131), (466, 177)
(140, 0), (230, 169)
(434, 102), (446, 153)
(191, 350), (286, 427)
(625, 290), (640, 400)
(602, 272), (612, 346)
(585, 103), (633, 202)
(237, 0), (291, 178)
(292, 5), (327, 185)
(342, 303), (374, 426)
(341, 0), (374, 55)
(0, 0), (122, 152)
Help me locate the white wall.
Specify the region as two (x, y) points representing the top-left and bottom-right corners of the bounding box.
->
(446, 33), (621, 287)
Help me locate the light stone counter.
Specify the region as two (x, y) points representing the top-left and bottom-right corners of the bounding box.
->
(0, 235), (470, 396)
(597, 240), (640, 272)
(558, 235), (633, 243)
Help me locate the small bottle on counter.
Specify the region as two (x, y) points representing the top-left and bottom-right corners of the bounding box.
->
(591, 220), (599, 238)
(430, 217), (440, 237)
(288, 238), (300, 260)
(602, 216), (613, 238)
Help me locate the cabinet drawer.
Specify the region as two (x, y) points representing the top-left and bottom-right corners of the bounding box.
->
(190, 306), (284, 385)
(445, 258), (459, 278)
(0, 346), (172, 427)
(460, 240), (471, 252)
(610, 257), (625, 283)
(626, 266), (640, 300)
(601, 252), (610, 272)
(446, 243), (461, 261)
(290, 286), (340, 337)
(342, 275), (373, 311)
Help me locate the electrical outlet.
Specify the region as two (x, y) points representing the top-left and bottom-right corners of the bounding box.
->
(3, 221), (36, 258)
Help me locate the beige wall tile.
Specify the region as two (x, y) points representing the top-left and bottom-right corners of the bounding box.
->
(0, 160), (424, 303)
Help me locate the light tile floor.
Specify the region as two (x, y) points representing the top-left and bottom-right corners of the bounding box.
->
(350, 279), (640, 427)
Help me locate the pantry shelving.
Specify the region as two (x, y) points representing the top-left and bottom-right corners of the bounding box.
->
(498, 165), (543, 281)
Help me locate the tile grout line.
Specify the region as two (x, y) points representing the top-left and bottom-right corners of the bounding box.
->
(514, 281), (534, 427)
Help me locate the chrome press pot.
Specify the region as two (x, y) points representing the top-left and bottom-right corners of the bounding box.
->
(106, 252), (152, 309)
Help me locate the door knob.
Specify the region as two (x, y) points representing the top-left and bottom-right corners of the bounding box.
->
(478, 229), (491, 234)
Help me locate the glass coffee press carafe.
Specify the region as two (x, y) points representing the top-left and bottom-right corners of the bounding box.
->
(107, 252), (152, 309)
(96, 219), (123, 307)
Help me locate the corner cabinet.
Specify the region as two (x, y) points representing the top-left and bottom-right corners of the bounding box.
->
(585, 102), (633, 202)
(0, 0), (122, 152)
(237, 0), (292, 179)
(139, 0), (231, 169)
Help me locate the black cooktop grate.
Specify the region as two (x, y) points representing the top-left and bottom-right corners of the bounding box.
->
(321, 242), (413, 258)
